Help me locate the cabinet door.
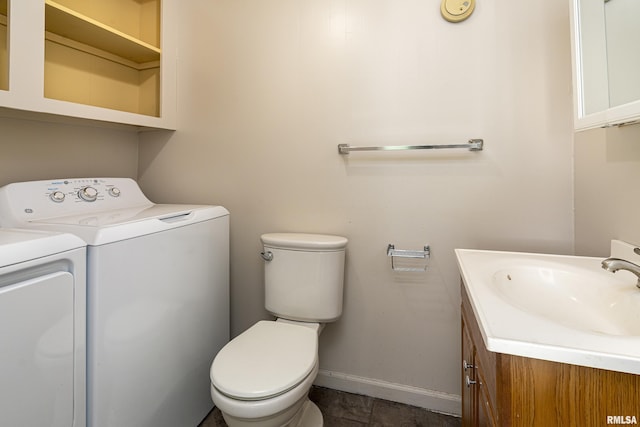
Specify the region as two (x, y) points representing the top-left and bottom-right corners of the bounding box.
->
(461, 317), (475, 427)
(570, 0), (640, 129)
(475, 365), (496, 427)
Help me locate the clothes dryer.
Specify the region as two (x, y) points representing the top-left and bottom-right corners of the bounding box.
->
(0, 228), (86, 427)
(0, 178), (230, 427)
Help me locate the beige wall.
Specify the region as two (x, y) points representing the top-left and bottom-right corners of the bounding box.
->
(0, 115), (138, 187)
(138, 0), (574, 414)
(574, 124), (640, 256)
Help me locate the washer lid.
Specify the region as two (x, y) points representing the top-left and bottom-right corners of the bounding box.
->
(261, 233), (348, 251)
(211, 320), (318, 400)
(16, 204), (229, 246)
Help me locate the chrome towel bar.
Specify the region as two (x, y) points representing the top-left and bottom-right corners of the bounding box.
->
(338, 139), (483, 154)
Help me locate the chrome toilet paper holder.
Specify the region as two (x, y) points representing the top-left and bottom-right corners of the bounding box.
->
(387, 244), (430, 272)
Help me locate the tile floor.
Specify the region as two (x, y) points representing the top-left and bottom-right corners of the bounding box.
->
(198, 386), (461, 427)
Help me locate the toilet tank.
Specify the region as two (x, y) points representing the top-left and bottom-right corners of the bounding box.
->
(261, 233), (347, 322)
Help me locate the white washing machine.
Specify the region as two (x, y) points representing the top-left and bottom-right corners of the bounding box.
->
(0, 178), (230, 427)
(0, 228), (86, 427)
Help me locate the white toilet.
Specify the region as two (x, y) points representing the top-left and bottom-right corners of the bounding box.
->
(210, 233), (348, 427)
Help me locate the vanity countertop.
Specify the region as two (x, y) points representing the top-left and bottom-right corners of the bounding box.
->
(455, 241), (640, 375)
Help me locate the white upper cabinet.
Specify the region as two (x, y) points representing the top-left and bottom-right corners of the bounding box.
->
(570, 0), (640, 130)
(0, 0), (7, 91)
(0, 0), (176, 129)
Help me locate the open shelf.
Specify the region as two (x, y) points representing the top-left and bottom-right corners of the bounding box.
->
(45, 0), (160, 64)
(44, 0), (161, 118)
(0, 0), (173, 128)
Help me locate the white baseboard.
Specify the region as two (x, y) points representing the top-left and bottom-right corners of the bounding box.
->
(313, 369), (462, 417)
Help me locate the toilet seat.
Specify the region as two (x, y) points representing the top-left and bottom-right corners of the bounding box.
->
(211, 320), (318, 400)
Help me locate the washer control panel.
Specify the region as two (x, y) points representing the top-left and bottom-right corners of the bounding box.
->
(0, 178), (152, 223)
(42, 178), (130, 205)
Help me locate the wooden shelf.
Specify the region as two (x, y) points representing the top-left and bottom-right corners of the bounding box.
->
(45, 0), (160, 64)
(44, 0), (161, 118)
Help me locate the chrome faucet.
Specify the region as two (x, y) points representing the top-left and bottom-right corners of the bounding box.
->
(601, 258), (640, 289)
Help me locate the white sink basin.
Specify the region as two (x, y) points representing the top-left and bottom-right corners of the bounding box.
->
(455, 240), (640, 375)
(492, 263), (640, 336)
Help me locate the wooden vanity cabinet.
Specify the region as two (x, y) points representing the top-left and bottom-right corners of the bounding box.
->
(461, 283), (640, 426)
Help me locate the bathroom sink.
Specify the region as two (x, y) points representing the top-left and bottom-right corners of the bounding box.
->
(492, 263), (640, 336)
(455, 240), (640, 375)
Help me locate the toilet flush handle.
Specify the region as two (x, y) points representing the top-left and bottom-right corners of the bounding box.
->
(260, 250), (273, 262)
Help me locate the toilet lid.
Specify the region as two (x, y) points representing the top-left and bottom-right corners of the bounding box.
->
(211, 320), (318, 400)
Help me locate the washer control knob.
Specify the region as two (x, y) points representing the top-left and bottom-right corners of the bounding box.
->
(78, 186), (98, 202)
(50, 191), (66, 203)
(108, 187), (121, 197)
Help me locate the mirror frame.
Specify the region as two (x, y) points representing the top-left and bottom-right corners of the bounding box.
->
(570, 0), (640, 130)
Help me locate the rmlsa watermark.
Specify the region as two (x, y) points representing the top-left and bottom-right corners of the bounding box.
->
(607, 415), (638, 425)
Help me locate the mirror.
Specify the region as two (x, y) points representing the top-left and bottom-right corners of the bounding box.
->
(604, 0), (640, 109)
(571, 0), (640, 129)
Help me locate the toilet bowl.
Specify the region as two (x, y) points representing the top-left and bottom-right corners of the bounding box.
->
(210, 321), (322, 427)
(210, 360), (319, 424)
(209, 233), (348, 427)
